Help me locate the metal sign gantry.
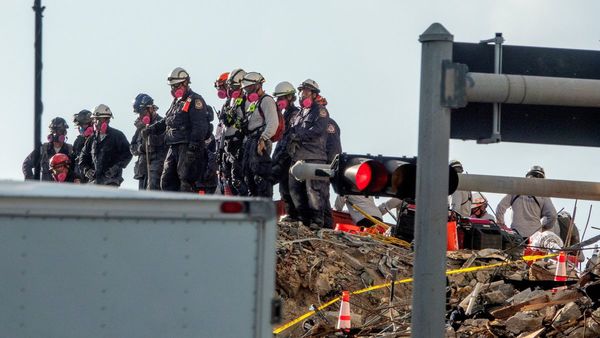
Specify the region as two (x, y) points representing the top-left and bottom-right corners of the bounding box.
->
(413, 23), (600, 337)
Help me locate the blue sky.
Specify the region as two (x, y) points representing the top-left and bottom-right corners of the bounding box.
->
(2, 0), (600, 255)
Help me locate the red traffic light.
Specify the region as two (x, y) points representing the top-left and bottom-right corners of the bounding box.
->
(354, 162), (371, 191)
(332, 153), (457, 199)
(342, 159), (387, 193)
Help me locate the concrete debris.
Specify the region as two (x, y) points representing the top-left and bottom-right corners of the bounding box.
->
(505, 311), (544, 335)
(274, 220), (600, 337)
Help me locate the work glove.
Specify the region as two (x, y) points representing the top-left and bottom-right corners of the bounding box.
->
(257, 138), (266, 156)
(105, 165), (120, 178)
(141, 124), (154, 138)
(287, 139), (299, 157)
(84, 169), (95, 180)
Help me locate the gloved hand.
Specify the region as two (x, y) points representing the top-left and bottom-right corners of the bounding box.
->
(105, 165), (120, 178)
(141, 124), (154, 138)
(286, 139), (299, 156)
(85, 169), (95, 180)
(257, 138), (266, 156)
(134, 118), (146, 130)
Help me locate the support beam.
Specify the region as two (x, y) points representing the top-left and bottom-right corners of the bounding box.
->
(466, 72), (600, 107)
(458, 174), (600, 201)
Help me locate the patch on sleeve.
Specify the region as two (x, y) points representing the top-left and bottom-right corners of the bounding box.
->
(195, 99), (204, 110)
(327, 124), (336, 134)
(319, 108), (328, 118)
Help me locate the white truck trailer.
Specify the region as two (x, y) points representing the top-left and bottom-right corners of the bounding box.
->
(0, 180), (278, 338)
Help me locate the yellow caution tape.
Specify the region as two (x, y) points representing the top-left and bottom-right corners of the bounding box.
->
(349, 203), (389, 230)
(347, 203), (411, 248)
(273, 253), (557, 334)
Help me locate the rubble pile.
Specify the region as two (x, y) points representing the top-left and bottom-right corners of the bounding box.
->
(275, 221), (600, 337)
(275, 220), (414, 336)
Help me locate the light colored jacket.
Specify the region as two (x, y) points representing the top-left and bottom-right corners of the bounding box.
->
(496, 194), (557, 238)
(334, 195), (382, 224)
(450, 190), (472, 217)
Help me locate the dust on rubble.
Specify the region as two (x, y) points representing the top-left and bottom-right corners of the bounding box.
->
(275, 220), (600, 337)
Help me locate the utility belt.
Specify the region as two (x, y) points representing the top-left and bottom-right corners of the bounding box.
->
(223, 131), (244, 142)
(169, 125), (188, 132)
(245, 126), (265, 138)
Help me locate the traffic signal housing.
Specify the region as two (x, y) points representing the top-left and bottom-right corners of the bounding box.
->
(331, 153), (459, 199)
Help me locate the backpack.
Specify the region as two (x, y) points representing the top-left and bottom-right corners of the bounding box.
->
(255, 95), (285, 142)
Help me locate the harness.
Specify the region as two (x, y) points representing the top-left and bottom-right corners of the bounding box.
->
(510, 195), (541, 208)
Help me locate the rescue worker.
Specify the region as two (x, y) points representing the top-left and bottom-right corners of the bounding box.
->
(72, 110), (93, 182)
(379, 198), (403, 219)
(145, 67), (211, 192)
(214, 71), (230, 194)
(23, 117), (73, 181)
(470, 192), (495, 221)
(130, 93), (167, 190)
(556, 211), (582, 250)
(326, 118), (341, 164)
(496, 165), (558, 238)
(219, 69), (248, 195)
(271, 81), (301, 221)
(449, 160), (472, 217)
(240, 72), (278, 197)
(323, 115), (341, 228)
(334, 195), (383, 227)
(78, 104), (132, 186)
(288, 79), (330, 229)
(49, 153), (78, 183)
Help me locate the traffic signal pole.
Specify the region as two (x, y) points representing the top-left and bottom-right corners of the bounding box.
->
(412, 23), (453, 338)
(32, 0), (45, 180)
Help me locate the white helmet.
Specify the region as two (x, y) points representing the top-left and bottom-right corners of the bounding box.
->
(297, 79), (320, 93)
(167, 67), (190, 85)
(471, 192), (486, 206)
(526, 165), (545, 178)
(273, 81), (296, 97)
(449, 159), (463, 173)
(241, 72), (265, 89)
(558, 210), (571, 219)
(227, 68), (247, 88)
(91, 104), (113, 119)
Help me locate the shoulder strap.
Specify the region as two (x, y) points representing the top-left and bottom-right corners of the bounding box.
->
(510, 195), (541, 208)
(460, 191), (472, 206)
(510, 195), (520, 206)
(256, 95), (270, 121)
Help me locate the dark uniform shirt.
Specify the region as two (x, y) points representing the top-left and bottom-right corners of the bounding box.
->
(79, 126), (132, 185)
(22, 142), (73, 181)
(130, 114), (167, 179)
(326, 118), (342, 164)
(291, 103), (329, 162)
(72, 135), (89, 182)
(152, 89), (210, 148)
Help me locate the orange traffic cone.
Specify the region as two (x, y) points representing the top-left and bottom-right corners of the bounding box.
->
(336, 291), (351, 331)
(224, 185), (233, 196)
(553, 251), (567, 292)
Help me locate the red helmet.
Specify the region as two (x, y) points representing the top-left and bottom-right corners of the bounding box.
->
(214, 72), (230, 89)
(49, 153), (71, 169)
